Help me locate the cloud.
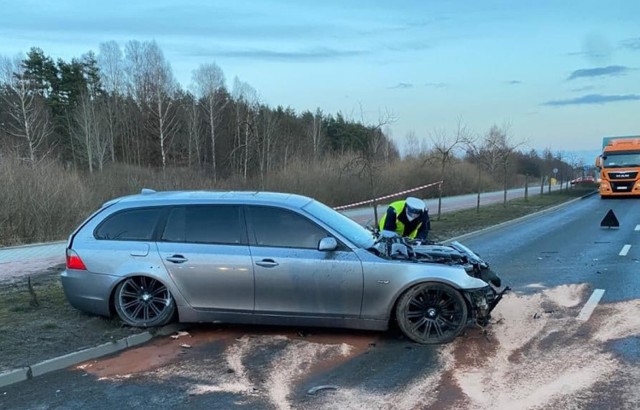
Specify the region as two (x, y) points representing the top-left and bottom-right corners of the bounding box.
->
(385, 41), (431, 52)
(424, 82), (447, 88)
(620, 37), (640, 50)
(388, 82), (413, 89)
(569, 86), (596, 92)
(183, 46), (366, 61)
(507, 80), (522, 85)
(567, 66), (629, 80)
(566, 51), (609, 59)
(569, 33), (613, 64)
(542, 94), (640, 106)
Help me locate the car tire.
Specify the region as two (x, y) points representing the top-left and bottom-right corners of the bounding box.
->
(396, 282), (468, 344)
(114, 276), (176, 327)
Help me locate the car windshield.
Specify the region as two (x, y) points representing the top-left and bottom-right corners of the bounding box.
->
(602, 152), (640, 168)
(302, 200), (375, 249)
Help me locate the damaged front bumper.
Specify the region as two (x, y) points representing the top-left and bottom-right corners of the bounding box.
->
(465, 285), (511, 326)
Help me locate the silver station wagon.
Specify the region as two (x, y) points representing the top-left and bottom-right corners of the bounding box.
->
(61, 190), (506, 344)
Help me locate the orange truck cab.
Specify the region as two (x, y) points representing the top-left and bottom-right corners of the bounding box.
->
(596, 136), (640, 198)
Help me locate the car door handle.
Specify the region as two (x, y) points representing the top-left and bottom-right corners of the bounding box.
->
(256, 259), (279, 268)
(166, 255), (188, 264)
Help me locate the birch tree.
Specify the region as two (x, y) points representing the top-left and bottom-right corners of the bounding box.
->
(256, 106), (280, 187)
(97, 41), (125, 162)
(303, 108), (324, 161)
(0, 55), (53, 166)
(146, 42), (179, 169)
(192, 62), (226, 179)
(232, 77), (258, 181)
(74, 92), (109, 172)
(125, 40), (178, 169)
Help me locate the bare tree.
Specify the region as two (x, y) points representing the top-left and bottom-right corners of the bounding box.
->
(484, 123), (525, 205)
(192, 62), (227, 180)
(97, 41), (125, 162)
(464, 133), (485, 213)
(256, 107), (280, 187)
(346, 107), (397, 225)
(306, 108), (324, 161)
(74, 92), (109, 172)
(404, 131), (420, 158)
(74, 92), (95, 172)
(381, 125), (394, 163)
(147, 42), (179, 169)
(232, 77), (258, 181)
(125, 41), (179, 169)
(0, 55), (53, 166)
(428, 118), (469, 219)
(184, 94), (202, 168)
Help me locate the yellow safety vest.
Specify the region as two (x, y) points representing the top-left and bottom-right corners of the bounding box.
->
(378, 200), (421, 238)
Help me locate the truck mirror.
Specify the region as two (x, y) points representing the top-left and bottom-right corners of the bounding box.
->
(595, 156), (601, 168)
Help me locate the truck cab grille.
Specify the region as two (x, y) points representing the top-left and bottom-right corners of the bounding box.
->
(608, 171), (638, 180)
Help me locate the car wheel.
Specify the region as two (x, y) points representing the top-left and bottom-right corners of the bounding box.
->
(396, 282), (468, 344)
(114, 276), (176, 327)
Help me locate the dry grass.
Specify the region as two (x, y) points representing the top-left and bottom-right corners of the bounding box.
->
(0, 267), (142, 372)
(0, 155), (527, 246)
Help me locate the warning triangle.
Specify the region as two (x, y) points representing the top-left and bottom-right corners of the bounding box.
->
(600, 209), (619, 228)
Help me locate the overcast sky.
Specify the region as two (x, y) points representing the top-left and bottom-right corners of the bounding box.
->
(1, 0), (639, 153)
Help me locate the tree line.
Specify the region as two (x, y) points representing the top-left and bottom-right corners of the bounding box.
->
(0, 41), (398, 183)
(0, 40), (580, 193)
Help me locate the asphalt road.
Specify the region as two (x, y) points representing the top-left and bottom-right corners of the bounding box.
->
(341, 184), (562, 225)
(1, 194), (638, 410)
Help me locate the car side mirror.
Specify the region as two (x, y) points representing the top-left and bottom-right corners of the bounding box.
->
(318, 237), (338, 251)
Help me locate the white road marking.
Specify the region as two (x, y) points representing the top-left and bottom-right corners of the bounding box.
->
(577, 289), (605, 321)
(619, 245), (631, 256)
(635, 225), (640, 232)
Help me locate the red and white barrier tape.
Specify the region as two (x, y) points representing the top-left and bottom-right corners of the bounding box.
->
(334, 181), (443, 210)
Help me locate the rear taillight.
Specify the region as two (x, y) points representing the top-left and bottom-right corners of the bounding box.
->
(66, 249), (87, 270)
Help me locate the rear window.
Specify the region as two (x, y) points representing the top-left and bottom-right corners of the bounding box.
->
(94, 207), (163, 241)
(161, 205), (245, 245)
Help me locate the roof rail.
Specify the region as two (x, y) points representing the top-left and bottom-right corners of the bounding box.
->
(140, 188), (157, 195)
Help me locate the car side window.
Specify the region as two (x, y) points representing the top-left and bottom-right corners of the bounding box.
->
(161, 205), (245, 245)
(249, 206), (328, 249)
(95, 207), (163, 241)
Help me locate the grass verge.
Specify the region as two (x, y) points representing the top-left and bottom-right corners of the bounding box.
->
(0, 266), (143, 372)
(0, 187), (596, 373)
(430, 187), (595, 241)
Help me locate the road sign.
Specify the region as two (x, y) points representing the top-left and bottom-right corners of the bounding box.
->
(553, 168), (558, 174)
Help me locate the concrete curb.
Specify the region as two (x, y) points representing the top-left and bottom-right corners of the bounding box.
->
(0, 368), (29, 389)
(0, 323), (190, 389)
(0, 240), (66, 250)
(443, 190), (597, 244)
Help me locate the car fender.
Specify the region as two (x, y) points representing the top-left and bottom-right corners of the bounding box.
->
(357, 251), (487, 320)
(109, 261), (190, 310)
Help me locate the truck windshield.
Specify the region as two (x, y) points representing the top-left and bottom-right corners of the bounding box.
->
(602, 152), (640, 168)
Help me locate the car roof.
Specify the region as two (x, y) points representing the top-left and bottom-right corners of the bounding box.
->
(105, 190), (314, 209)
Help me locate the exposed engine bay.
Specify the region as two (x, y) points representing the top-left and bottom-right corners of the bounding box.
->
(370, 235), (510, 326)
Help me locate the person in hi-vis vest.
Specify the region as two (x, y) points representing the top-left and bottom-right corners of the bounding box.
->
(378, 197), (430, 243)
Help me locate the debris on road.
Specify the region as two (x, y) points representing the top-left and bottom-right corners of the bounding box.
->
(170, 331), (191, 339)
(307, 385), (339, 395)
